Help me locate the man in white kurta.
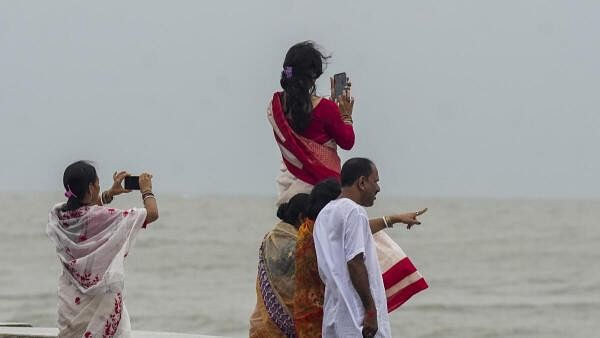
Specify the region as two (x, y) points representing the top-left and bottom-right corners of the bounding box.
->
(313, 158), (392, 338)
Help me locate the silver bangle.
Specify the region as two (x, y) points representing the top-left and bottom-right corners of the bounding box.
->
(382, 216), (390, 228)
(143, 195), (156, 201)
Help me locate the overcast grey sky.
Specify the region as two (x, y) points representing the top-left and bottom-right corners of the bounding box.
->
(1, 1), (598, 198)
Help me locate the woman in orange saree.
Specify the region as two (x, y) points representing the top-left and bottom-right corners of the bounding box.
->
(293, 180), (338, 338)
(294, 218), (322, 338)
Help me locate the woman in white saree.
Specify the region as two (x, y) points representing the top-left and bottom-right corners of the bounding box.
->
(46, 161), (159, 338)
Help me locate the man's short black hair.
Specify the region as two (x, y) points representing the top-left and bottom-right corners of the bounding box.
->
(341, 157), (374, 187)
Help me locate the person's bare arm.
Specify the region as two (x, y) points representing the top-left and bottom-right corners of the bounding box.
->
(368, 208), (428, 234)
(96, 171), (131, 206)
(347, 253), (378, 337)
(368, 217), (387, 234)
(139, 173), (159, 224)
(143, 194), (158, 224)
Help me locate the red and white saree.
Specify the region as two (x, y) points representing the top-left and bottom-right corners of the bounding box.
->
(267, 92), (346, 206)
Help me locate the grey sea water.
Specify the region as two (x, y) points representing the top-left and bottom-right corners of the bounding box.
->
(0, 193), (598, 337)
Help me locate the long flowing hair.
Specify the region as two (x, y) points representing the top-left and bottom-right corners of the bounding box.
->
(280, 41), (330, 133)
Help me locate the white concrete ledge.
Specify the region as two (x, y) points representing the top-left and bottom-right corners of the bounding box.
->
(0, 327), (225, 338)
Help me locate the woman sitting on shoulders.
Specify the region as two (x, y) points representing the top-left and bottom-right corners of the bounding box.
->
(268, 40), (355, 206)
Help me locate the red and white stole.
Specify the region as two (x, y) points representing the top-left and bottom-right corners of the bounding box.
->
(374, 231), (429, 312)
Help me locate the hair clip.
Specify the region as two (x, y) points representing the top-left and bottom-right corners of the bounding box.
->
(283, 66), (293, 79)
(64, 185), (78, 199)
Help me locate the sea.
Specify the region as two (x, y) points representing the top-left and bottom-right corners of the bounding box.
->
(0, 193), (598, 337)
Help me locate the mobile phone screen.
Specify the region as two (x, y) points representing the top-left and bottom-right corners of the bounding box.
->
(334, 72), (347, 98)
(124, 176), (140, 190)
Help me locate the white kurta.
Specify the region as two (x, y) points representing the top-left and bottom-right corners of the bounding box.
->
(47, 203), (147, 338)
(313, 198), (392, 338)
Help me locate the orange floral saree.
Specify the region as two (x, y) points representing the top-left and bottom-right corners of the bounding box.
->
(293, 219), (324, 338)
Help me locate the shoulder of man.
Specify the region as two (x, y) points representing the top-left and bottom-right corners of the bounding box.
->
(338, 199), (368, 221)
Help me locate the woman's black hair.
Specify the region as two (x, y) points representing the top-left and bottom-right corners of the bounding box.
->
(306, 179), (341, 220)
(280, 41), (330, 133)
(61, 160), (98, 212)
(277, 193), (310, 228)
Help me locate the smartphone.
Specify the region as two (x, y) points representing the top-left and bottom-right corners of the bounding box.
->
(333, 72), (347, 98)
(124, 176), (140, 190)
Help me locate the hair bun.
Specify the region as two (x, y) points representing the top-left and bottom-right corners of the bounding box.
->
(276, 202), (289, 220)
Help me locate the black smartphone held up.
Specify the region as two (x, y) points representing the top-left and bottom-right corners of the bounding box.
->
(333, 72), (347, 98)
(124, 176), (140, 190)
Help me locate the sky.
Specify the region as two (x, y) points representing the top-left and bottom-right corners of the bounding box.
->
(1, 1), (599, 198)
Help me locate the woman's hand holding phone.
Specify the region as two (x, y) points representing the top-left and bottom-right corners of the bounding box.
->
(109, 171), (132, 196)
(139, 173), (153, 193)
(330, 73), (354, 122)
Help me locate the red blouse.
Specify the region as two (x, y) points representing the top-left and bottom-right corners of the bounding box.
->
(289, 97), (355, 150)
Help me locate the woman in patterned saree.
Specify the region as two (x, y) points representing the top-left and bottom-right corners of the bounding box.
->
(46, 161), (159, 338)
(249, 193), (310, 338)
